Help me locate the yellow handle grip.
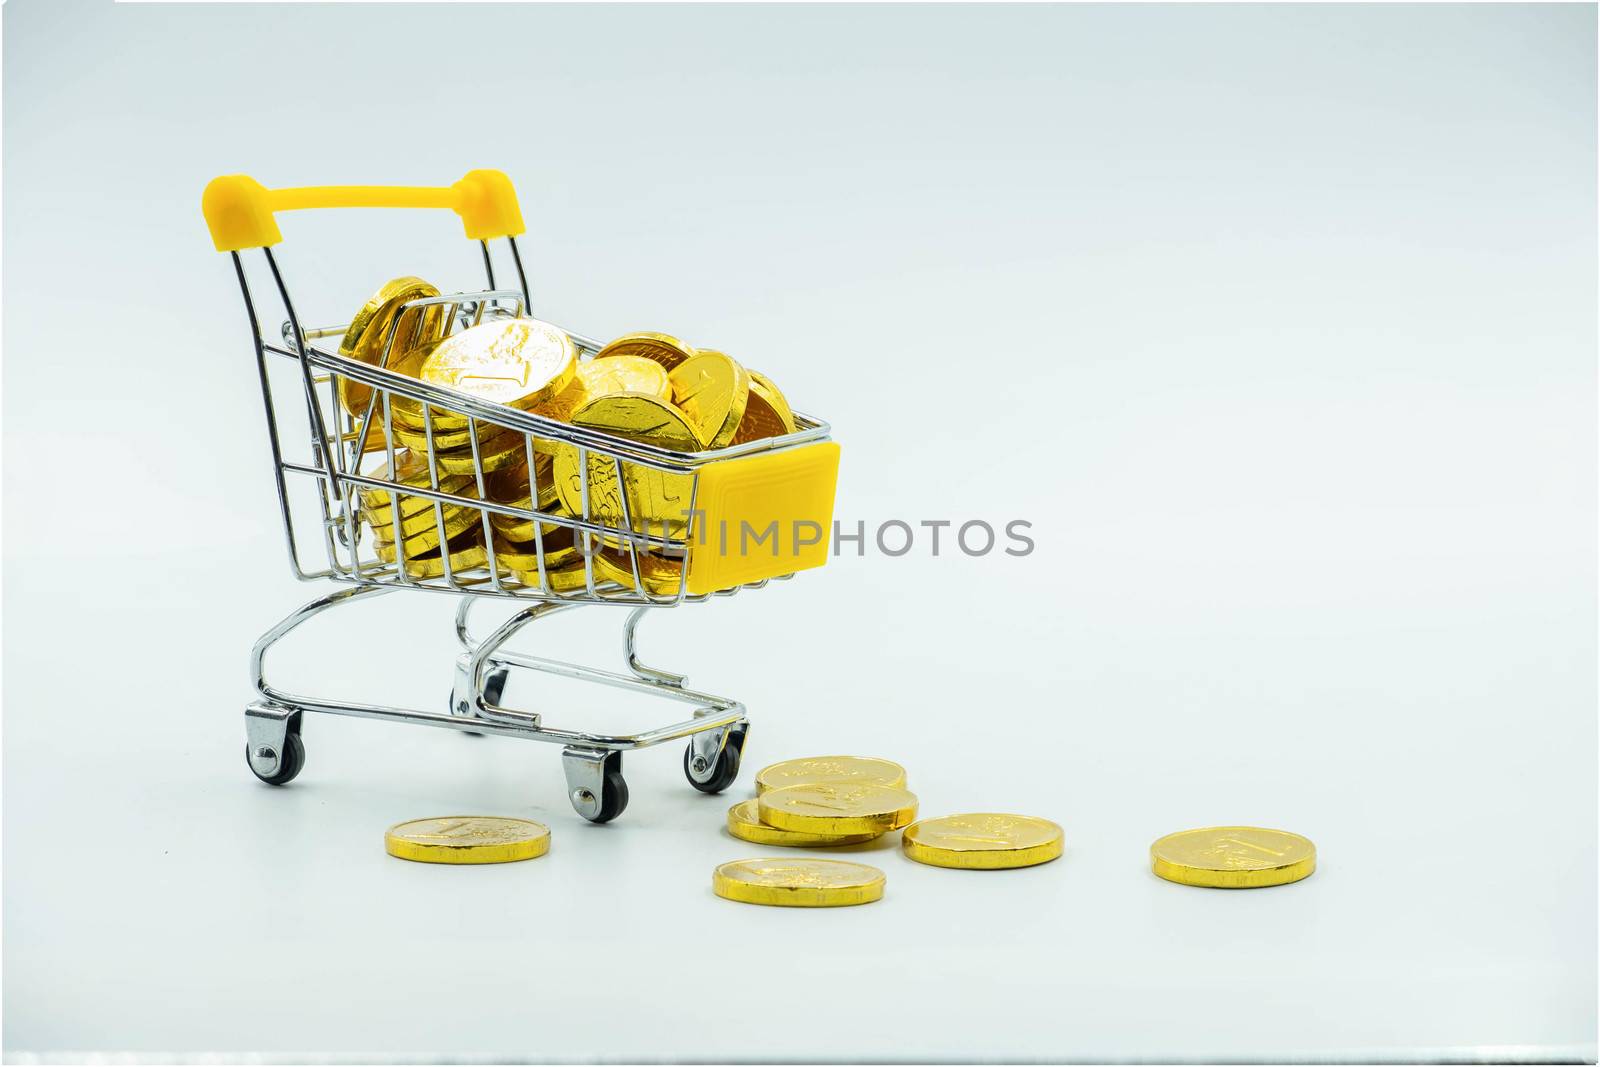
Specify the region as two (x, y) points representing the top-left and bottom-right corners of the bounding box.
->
(201, 170), (524, 252)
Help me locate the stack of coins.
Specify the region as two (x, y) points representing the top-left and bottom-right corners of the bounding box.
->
(725, 757), (914, 848)
(336, 279), (801, 593)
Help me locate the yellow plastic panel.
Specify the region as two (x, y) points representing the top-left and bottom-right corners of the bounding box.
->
(202, 170), (524, 251)
(686, 441), (840, 595)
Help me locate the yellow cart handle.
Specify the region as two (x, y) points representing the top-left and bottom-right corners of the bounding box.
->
(202, 170), (524, 252)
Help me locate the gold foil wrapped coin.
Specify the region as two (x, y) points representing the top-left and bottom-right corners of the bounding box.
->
(514, 559), (591, 594)
(338, 277), (446, 417)
(595, 331), (696, 372)
(712, 858), (885, 908)
(726, 800), (881, 848)
(670, 351), (750, 449)
(545, 354), (676, 426)
(385, 816), (550, 864)
(552, 393), (702, 539)
(902, 814), (1064, 870)
(486, 461), (561, 540)
(377, 533), (488, 578)
(492, 529), (580, 574)
(593, 548), (685, 596)
(758, 783), (919, 836)
(371, 502), (481, 557)
(420, 318), (577, 412)
(1150, 826), (1316, 889)
(357, 451), (473, 520)
(426, 429), (527, 476)
(732, 368), (798, 444)
(754, 756), (907, 795)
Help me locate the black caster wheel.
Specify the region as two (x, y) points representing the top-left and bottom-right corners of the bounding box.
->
(246, 731), (305, 786)
(594, 753), (629, 824)
(684, 723), (747, 794)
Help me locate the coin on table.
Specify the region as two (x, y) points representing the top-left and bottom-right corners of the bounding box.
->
(726, 799), (881, 848)
(755, 756), (908, 795)
(902, 814), (1063, 870)
(732, 367), (798, 444)
(420, 318), (577, 412)
(552, 392), (703, 538)
(338, 277), (447, 417)
(385, 816), (550, 864)
(1150, 826), (1316, 889)
(670, 350), (750, 450)
(593, 548), (686, 596)
(758, 782), (919, 836)
(712, 858), (885, 907)
(595, 330), (697, 372)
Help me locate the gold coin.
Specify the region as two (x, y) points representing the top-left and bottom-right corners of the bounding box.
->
(547, 355), (675, 422)
(669, 351), (749, 449)
(595, 330), (696, 372)
(758, 783), (919, 836)
(388, 415), (519, 454)
(592, 548), (685, 596)
(365, 501), (477, 541)
(427, 429), (527, 475)
(513, 559), (591, 594)
(733, 368), (798, 444)
(725, 799), (881, 848)
(371, 503), (482, 556)
(902, 814), (1064, 870)
(552, 393), (702, 539)
(338, 277), (447, 417)
(1150, 826), (1316, 889)
(420, 318), (577, 411)
(754, 756), (908, 795)
(485, 461), (561, 540)
(492, 528), (580, 573)
(712, 858), (885, 908)
(385, 816), (550, 864)
(377, 534), (488, 578)
(357, 451), (473, 519)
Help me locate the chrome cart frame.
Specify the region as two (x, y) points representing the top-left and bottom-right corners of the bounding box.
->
(211, 172), (835, 822)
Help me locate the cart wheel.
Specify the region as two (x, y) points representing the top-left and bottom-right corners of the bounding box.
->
(595, 767), (630, 824)
(246, 732), (305, 786)
(684, 723), (747, 794)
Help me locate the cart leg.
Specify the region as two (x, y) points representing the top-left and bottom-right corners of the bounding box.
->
(563, 746), (629, 823)
(623, 607), (686, 687)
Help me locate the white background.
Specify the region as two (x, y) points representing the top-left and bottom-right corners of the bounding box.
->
(3, 1), (1595, 1060)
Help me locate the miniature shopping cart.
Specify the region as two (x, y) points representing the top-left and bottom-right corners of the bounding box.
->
(202, 170), (839, 822)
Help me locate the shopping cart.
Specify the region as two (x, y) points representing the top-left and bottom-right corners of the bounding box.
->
(202, 170), (840, 822)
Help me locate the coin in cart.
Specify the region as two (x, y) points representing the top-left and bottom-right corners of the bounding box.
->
(901, 814), (1063, 870)
(758, 782), (919, 836)
(1149, 826), (1316, 888)
(754, 755), (908, 795)
(712, 858), (885, 907)
(385, 816), (550, 864)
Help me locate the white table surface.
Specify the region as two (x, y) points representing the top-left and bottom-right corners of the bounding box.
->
(3, 1), (1595, 1060)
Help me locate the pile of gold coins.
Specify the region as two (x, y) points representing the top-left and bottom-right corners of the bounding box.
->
(336, 276), (799, 590)
(383, 751), (1316, 906)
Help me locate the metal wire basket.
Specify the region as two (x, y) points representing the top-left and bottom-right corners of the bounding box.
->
(205, 170), (840, 822)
